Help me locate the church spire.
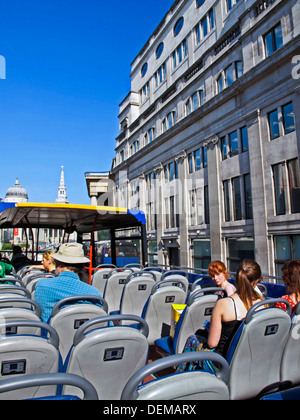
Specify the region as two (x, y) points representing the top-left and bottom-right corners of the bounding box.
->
(56, 166), (69, 204)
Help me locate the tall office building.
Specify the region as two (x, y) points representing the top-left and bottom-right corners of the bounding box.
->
(109, 0), (299, 277)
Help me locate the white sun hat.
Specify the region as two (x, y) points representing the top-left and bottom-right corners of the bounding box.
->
(52, 243), (90, 264)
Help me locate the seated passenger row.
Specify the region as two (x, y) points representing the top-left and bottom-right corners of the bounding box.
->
(0, 295), (298, 400)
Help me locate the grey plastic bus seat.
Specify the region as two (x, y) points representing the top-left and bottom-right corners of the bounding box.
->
(63, 315), (149, 400)
(103, 268), (133, 313)
(190, 276), (215, 293)
(142, 267), (163, 282)
(124, 263), (143, 272)
(161, 270), (189, 296)
(25, 273), (56, 296)
(22, 270), (45, 286)
(118, 271), (156, 324)
(226, 299), (291, 400)
(121, 352), (230, 400)
(49, 295), (108, 362)
(155, 287), (227, 355)
(0, 285), (31, 299)
(0, 277), (25, 288)
(0, 373), (98, 400)
(92, 264), (116, 295)
(0, 320), (60, 400)
(142, 279), (187, 345)
(0, 298), (41, 334)
(280, 302), (300, 387)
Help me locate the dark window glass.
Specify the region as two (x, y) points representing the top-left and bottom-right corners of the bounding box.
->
(156, 42), (164, 59)
(282, 102), (295, 134)
(268, 109), (280, 140)
(174, 17), (184, 36)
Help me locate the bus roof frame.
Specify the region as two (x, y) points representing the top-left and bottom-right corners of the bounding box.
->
(0, 202), (147, 282)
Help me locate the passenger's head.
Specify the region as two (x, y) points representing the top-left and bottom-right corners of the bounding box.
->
(236, 259), (263, 310)
(281, 260), (300, 296)
(12, 245), (22, 256)
(52, 243), (90, 280)
(208, 260), (229, 286)
(42, 250), (55, 271)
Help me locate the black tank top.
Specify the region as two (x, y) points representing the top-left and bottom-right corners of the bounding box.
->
(215, 297), (243, 357)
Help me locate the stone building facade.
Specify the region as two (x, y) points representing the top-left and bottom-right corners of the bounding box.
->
(109, 0), (300, 276)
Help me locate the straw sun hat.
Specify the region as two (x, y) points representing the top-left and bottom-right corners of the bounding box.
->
(52, 243), (90, 265)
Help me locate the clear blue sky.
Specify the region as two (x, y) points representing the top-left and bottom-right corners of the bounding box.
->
(0, 0), (175, 204)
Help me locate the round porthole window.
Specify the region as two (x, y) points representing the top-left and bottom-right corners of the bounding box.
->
(141, 62), (148, 78)
(156, 42), (164, 59)
(174, 17), (184, 37)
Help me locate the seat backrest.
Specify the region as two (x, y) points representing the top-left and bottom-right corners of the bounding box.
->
(121, 351), (229, 400)
(0, 297), (41, 334)
(142, 267), (163, 282)
(91, 265), (116, 295)
(0, 373), (98, 400)
(119, 271), (156, 324)
(49, 295), (108, 362)
(22, 270), (45, 286)
(143, 279), (187, 345)
(64, 315), (149, 400)
(174, 287), (226, 354)
(0, 320), (60, 400)
(25, 273), (56, 295)
(103, 269), (133, 313)
(0, 285), (31, 299)
(160, 273), (190, 299)
(281, 302), (300, 387)
(227, 299), (292, 400)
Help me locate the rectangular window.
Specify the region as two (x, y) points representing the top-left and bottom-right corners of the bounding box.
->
(235, 61), (243, 79)
(225, 64), (234, 87)
(229, 130), (239, 157)
(241, 126), (248, 152)
(192, 92), (199, 111)
(272, 163), (286, 215)
(209, 9), (215, 30)
(201, 16), (208, 38)
(223, 180), (231, 221)
(232, 177), (242, 220)
(264, 23), (283, 57)
(221, 136), (228, 160)
(190, 190), (196, 226)
(227, 238), (255, 273)
(288, 159), (300, 214)
(244, 174), (253, 219)
(193, 239), (211, 270)
(268, 109), (280, 140)
(202, 147), (207, 168)
(194, 149), (201, 171)
(282, 102), (295, 134)
(217, 75), (224, 93)
(274, 235), (300, 278)
(170, 196), (175, 228)
(188, 153), (194, 174)
(204, 185), (210, 224)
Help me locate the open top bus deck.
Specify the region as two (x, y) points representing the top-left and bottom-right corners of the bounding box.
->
(0, 202), (299, 401)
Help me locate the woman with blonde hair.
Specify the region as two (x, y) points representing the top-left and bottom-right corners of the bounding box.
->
(29, 250), (56, 274)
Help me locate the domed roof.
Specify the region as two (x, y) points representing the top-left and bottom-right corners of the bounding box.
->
(5, 178), (28, 203)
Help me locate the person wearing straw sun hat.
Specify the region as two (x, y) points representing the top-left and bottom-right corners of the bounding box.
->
(34, 243), (102, 322)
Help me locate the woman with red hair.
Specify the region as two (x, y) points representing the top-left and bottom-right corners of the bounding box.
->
(275, 260), (300, 315)
(208, 260), (236, 296)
